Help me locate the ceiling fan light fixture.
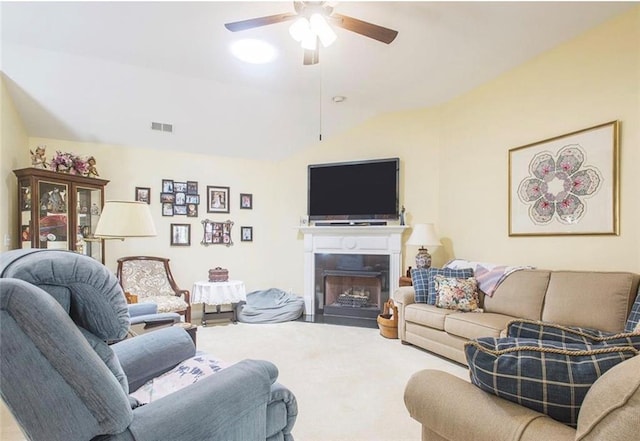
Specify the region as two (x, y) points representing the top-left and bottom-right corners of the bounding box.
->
(310, 13), (337, 47)
(230, 39), (277, 64)
(289, 17), (310, 42)
(301, 32), (317, 51)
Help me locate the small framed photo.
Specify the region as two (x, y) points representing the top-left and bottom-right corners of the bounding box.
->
(135, 187), (151, 204)
(240, 193), (253, 209)
(162, 203), (174, 216)
(201, 219), (234, 247)
(170, 223), (191, 246)
(187, 181), (198, 195)
(174, 182), (187, 193)
(160, 193), (175, 204)
(185, 194), (199, 204)
(174, 204), (187, 215)
(162, 179), (174, 193)
(241, 226), (253, 242)
(207, 186), (230, 213)
(175, 192), (186, 205)
(187, 203), (198, 217)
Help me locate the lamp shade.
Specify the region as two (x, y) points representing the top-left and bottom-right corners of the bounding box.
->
(94, 201), (157, 238)
(407, 223), (441, 248)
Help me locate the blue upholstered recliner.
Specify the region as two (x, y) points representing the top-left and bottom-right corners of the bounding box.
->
(0, 249), (297, 441)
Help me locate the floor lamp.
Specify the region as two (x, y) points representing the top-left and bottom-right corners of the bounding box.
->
(94, 200), (157, 240)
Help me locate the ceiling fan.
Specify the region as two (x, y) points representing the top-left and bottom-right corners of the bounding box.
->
(224, 1), (398, 65)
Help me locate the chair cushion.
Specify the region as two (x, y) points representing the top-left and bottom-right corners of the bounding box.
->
(141, 296), (189, 314)
(465, 337), (638, 427)
(411, 267), (474, 304)
(507, 319), (640, 350)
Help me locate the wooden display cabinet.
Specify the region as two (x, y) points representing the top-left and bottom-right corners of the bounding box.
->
(14, 168), (109, 263)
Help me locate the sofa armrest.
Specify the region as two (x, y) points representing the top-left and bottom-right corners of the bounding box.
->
(127, 360), (277, 441)
(111, 326), (196, 391)
(128, 303), (158, 317)
(405, 369), (575, 441)
(393, 286), (415, 306)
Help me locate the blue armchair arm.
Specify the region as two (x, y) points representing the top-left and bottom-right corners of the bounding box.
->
(128, 303), (158, 317)
(126, 360), (278, 441)
(112, 326), (195, 391)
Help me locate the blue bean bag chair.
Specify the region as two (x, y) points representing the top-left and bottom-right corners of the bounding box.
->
(237, 288), (305, 324)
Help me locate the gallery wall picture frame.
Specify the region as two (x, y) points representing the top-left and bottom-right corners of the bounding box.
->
(240, 193), (253, 209)
(508, 120), (620, 237)
(170, 223), (191, 246)
(241, 226), (253, 242)
(174, 205), (187, 215)
(207, 186), (230, 213)
(174, 181), (187, 193)
(135, 187), (151, 204)
(162, 179), (174, 193)
(201, 219), (234, 247)
(186, 203), (198, 217)
(162, 203), (174, 216)
(187, 181), (198, 195)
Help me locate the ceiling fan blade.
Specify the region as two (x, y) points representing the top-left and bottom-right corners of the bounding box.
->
(303, 47), (319, 65)
(224, 13), (297, 32)
(331, 13), (398, 44)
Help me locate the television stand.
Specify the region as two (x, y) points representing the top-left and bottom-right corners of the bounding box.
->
(314, 221), (388, 227)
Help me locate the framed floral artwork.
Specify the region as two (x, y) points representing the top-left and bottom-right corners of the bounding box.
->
(240, 193), (253, 209)
(508, 120), (619, 236)
(207, 186), (230, 213)
(170, 223), (191, 246)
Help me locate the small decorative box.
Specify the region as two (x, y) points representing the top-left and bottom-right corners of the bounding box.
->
(208, 267), (229, 282)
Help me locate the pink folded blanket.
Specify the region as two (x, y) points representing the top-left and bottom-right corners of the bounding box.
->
(444, 259), (533, 297)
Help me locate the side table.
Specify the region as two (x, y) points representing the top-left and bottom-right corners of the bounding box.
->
(173, 322), (198, 346)
(191, 280), (247, 326)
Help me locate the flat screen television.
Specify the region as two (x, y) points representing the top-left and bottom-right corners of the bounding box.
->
(307, 157), (399, 223)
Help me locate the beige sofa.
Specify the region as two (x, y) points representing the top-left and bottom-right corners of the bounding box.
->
(394, 269), (639, 365)
(396, 269), (640, 441)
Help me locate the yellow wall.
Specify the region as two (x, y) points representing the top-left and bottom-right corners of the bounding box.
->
(438, 6), (639, 271)
(0, 76), (29, 252)
(1, 7), (638, 300)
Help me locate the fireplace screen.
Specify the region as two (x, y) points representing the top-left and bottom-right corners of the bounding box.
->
(314, 254), (389, 325)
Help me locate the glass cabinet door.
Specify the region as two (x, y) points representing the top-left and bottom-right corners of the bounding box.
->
(76, 186), (103, 261)
(38, 180), (69, 250)
(19, 181), (33, 248)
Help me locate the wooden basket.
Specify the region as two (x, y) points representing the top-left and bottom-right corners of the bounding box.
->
(377, 299), (398, 339)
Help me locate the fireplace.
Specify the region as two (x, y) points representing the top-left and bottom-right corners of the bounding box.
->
(298, 225), (407, 327)
(316, 255), (389, 327)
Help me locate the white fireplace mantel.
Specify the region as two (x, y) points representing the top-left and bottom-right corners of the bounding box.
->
(298, 225), (408, 317)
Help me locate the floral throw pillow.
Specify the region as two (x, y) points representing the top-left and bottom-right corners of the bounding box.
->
(434, 275), (480, 312)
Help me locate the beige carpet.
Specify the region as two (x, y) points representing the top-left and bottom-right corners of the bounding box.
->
(1, 321), (469, 441)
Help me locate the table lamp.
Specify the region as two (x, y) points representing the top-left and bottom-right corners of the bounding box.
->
(407, 223), (441, 269)
(94, 200), (157, 239)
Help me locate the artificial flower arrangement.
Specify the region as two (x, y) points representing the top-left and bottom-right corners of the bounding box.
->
(49, 149), (99, 177)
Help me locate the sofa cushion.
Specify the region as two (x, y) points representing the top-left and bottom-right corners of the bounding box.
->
(507, 319), (640, 350)
(625, 287), (640, 332)
(541, 271), (639, 333)
(404, 303), (456, 331)
(483, 270), (550, 320)
(465, 337), (638, 427)
(445, 313), (515, 340)
(434, 275), (481, 312)
(411, 267), (474, 304)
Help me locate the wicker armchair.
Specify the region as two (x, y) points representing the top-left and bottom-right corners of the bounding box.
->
(117, 256), (191, 323)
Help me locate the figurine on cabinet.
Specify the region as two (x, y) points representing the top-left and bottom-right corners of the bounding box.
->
(87, 156), (99, 177)
(30, 146), (49, 169)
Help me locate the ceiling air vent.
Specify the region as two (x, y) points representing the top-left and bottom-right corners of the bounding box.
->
(151, 122), (173, 133)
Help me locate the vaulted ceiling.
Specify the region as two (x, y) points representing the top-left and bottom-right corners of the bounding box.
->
(1, 2), (633, 159)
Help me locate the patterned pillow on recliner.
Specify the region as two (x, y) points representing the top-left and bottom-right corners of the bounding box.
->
(507, 319), (640, 350)
(465, 337), (638, 427)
